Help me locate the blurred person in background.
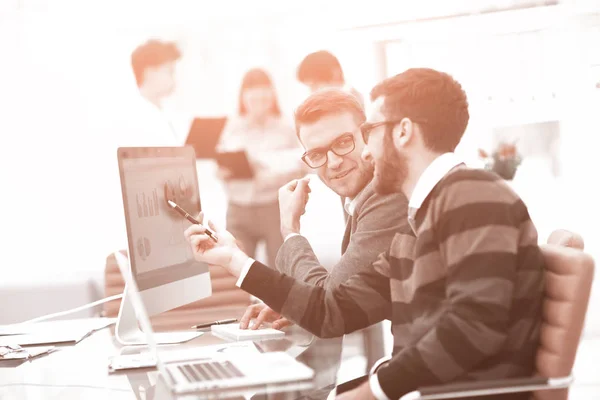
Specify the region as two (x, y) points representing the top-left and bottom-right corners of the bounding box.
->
(130, 39), (183, 145)
(217, 68), (305, 268)
(297, 50), (364, 108)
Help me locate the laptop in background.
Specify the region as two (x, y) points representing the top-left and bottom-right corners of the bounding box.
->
(185, 117), (227, 159)
(112, 251), (314, 398)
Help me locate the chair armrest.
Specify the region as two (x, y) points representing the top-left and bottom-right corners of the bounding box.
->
(400, 375), (573, 400)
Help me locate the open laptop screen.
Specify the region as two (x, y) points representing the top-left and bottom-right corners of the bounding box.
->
(117, 146), (208, 291)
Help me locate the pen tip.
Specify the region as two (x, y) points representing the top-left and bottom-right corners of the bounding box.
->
(167, 200), (176, 207)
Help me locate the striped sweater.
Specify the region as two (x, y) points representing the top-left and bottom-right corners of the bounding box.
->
(240, 166), (545, 399)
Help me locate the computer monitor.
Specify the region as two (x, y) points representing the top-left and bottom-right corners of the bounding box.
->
(116, 146), (211, 345)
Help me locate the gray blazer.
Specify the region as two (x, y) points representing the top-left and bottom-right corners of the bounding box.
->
(275, 180), (409, 289)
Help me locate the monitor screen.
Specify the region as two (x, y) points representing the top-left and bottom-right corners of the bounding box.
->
(118, 147), (208, 291)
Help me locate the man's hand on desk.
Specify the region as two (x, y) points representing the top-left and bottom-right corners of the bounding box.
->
(278, 177), (311, 238)
(184, 216), (249, 278)
(239, 303), (293, 331)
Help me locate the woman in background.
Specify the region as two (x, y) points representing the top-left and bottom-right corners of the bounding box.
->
(217, 68), (305, 267)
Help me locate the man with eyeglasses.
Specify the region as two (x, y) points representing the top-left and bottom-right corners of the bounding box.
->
(186, 68), (544, 400)
(238, 89), (409, 386)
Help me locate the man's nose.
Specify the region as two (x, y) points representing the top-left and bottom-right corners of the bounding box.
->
(327, 150), (344, 169)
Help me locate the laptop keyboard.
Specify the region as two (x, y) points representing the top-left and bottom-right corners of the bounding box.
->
(177, 361), (245, 382)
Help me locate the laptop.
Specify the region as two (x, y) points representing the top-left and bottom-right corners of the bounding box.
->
(185, 117), (227, 159)
(113, 251), (314, 397)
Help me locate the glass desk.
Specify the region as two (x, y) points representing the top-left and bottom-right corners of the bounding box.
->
(0, 322), (341, 400)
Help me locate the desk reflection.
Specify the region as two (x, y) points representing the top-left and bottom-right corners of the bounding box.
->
(0, 324), (338, 400)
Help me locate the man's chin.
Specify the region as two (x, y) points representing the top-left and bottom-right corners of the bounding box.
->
(327, 184), (352, 199)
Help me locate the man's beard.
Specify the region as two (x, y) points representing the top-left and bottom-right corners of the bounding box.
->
(373, 130), (408, 195)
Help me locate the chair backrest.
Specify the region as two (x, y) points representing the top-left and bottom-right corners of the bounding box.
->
(534, 230), (594, 400)
(103, 251), (252, 331)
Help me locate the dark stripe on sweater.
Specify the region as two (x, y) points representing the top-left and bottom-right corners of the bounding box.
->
(391, 291), (541, 328)
(378, 347), (442, 400)
(447, 252), (518, 282)
(517, 245), (545, 270)
(432, 167), (502, 193)
(436, 315), (490, 370)
(476, 344), (537, 372)
(435, 201), (526, 244)
(241, 261), (295, 313)
(389, 257), (415, 281)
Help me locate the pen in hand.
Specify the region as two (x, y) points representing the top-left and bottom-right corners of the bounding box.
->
(167, 200), (219, 242)
(192, 318), (238, 330)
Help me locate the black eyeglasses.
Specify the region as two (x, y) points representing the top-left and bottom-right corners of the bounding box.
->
(360, 120), (403, 144)
(360, 117), (429, 144)
(301, 133), (356, 169)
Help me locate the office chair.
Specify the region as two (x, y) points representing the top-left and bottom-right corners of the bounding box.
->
(103, 250), (252, 331)
(394, 229), (594, 400)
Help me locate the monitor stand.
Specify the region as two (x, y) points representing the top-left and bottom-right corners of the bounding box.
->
(115, 284), (201, 346)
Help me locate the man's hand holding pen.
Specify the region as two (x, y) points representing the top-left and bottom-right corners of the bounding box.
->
(167, 200), (219, 242)
(183, 213), (249, 279)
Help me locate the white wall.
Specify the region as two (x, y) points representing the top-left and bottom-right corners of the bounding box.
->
(1, 2), (598, 330)
(0, 2), (379, 301)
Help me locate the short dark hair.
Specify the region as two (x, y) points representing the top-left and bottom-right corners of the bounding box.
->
(131, 39), (181, 87)
(238, 68), (281, 116)
(297, 50), (344, 85)
(370, 68), (469, 153)
(294, 88), (365, 138)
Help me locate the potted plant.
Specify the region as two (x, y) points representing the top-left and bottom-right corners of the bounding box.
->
(478, 141), (522, 180)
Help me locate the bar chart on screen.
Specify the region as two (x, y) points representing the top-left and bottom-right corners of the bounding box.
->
(136, 189), (160, 218)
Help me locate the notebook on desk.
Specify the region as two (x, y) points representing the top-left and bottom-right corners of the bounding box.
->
(211, 323), (285, 342)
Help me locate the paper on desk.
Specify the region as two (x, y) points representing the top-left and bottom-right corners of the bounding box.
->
(0, 345), (57, 361)
(0, 317), (115, 336)
(109, 340), (262, 372)
(0, 318), (116, 346)
(211, 322), (285, 341)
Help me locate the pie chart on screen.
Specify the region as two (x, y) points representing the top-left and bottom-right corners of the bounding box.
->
(136, 237), (151, 261)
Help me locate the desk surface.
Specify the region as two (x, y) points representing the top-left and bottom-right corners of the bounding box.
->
(0, 324), (340, 400)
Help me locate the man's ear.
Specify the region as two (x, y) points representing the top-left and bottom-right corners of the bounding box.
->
(394, 118), (414, 148)
(333, 68), (343, 83)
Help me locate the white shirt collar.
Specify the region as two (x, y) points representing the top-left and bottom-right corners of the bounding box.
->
(344, 197), (356, 217)
(344, 186), (366, 217)
(409, 152), (464, 211)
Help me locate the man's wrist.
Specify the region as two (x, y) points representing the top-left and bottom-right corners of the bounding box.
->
(284, 233), (301, 242)
(228, 248), (251, 278)
(280, 220), (300, 238)
(369, 356), (392, 400)
(235, 257), (256, 288)
(369, 373), (390, 400)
